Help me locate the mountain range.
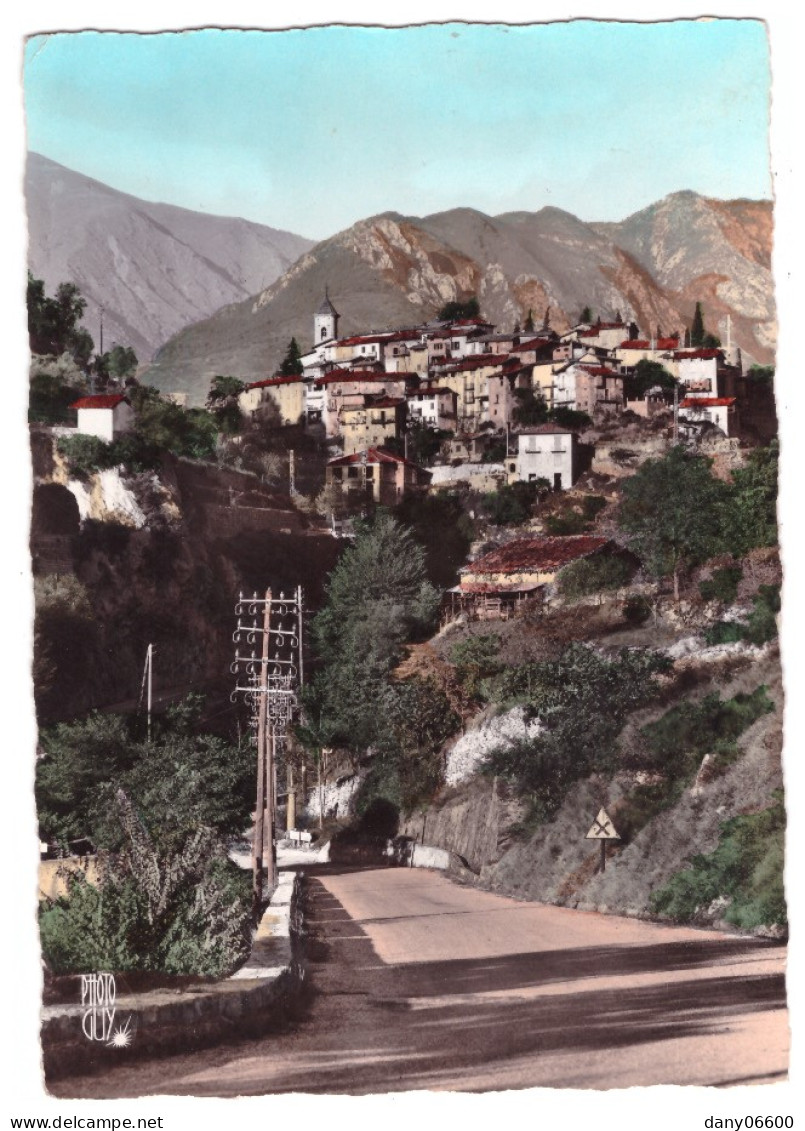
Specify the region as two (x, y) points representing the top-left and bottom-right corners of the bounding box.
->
(26, 154), (775, 406)
(144, 193), (774, 405)
(25, 152), (315, 363)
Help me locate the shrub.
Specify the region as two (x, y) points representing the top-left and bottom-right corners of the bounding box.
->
(699, 565), (742, 604)
(558, 554), (632, 600)
(56, 433), (115, 476)
(649, 792), (786, 929)
(449, 633), (503, 699)
(704, 585), (780, 647)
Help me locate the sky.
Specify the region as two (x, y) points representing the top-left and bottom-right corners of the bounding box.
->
(22, 19), (772, 240)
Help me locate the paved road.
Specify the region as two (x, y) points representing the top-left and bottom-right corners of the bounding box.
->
(53, 865), (788, 1096)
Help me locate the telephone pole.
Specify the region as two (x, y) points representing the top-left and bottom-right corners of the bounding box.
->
(232, 587), (303, 913)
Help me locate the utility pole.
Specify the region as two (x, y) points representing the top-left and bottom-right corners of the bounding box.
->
(139, 644), (155, 744)
(232, 588), (303, 913)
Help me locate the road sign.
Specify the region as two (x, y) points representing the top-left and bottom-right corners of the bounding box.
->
(585, 807), (620, 840)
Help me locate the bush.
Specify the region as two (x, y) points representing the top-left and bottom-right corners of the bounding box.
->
(484, 645), (670, 816)
(705, 585), (780, 647)
(449, 633), (503, 699)
(699, 565), (742, 604)
(649, 793), (786, 929)
(39, 855), (251, 977)
(481, 482), (538, 525)
(558, 554), (632, 600)
(56, 433), (115, 476)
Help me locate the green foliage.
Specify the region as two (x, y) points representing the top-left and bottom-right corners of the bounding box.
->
(639, 685), (774, 777)
(405, 422), (453, 467)
(206, 376), (247, 435)
(437, 296), (480, 321)
(108, 345), (139, 379)
(512, 388), (549, 427)
(705, 585), (780, 647)
(39, 849), (251, 977)
(449, 633), (503, 699)
(310, 515), (440, 750)
(29, 369), (84, 425)
(279, 337), (304, 376)
(56, 434), (113, 476)
(616, 686), (775, 844)
(549, 406), (592, 429)
(481, 481), (538, 525)
(558, 554), (633, 599)
(649, 792), (786, 929)
(618, 446), (731, 597)
(625, 359), (677, 400)
(485, 645), (670, 817)
(373, 678), (460, 811)
(699, 565), (742, 604)
(27, 273), (93, 363)
(580, 306), (593, 323)
(36, 698), (254, 851)
(523, 308), (535, 333)
(690, 302), (706, 347)
(130, 386), (219, 460)
(393, 492), (474, 588)
(724, 442), (778, 555)
(747, 364), (774, 384)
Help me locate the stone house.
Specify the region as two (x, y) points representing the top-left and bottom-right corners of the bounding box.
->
(340, 395), (407, 455)
(239, 376), (306, 425)
(326, 447), (431, 508)
(509, 425), (579, 489)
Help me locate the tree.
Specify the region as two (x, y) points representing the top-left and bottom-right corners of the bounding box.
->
(524, 308), (535, 333)
(279, 337), (304, 376)
(690, 302), (706, 347)
(437, 296), (480, 321)
(206, 375), (246, 434)
(618, 445), (731, 600)
(512, 387), (549, 426)
(723, 441), (778, 555)
(624, 359), (678, 400)
(27, 274), (94, 363)
(310, 515), (439, 750)
(108, 344), (139, 380)
(580, 305), (593, 324)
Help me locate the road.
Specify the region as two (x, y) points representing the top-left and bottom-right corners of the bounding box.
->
(52, 864), (788, 1096)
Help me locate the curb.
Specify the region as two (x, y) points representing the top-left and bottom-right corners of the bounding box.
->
(41, 870), (307, 1081)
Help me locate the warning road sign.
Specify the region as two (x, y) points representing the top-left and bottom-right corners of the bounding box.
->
(585, 807), (621, 841)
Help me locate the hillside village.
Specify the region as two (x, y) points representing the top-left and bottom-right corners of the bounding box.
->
(29, 257), (783, 1022)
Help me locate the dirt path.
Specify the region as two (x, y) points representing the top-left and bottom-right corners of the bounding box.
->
(51, 865), (788, 1096)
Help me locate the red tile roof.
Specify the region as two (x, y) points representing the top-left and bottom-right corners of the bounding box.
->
(680, 397), (736, 408)
(315, 369), (411, 386)
(70, 394), (129, 410)
(510, 338), (557, 354)
(518, 424), (576, 435)
(579, 365), (619, 377)
(618, 338), (680, 351)
(245, 376), (303, 390)
(462, 536), (611, 578)
(437, 354), (509, 372)
(673, 349), (723, 360)
(327, 446), (427, 471)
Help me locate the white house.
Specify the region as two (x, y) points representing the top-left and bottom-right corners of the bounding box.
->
(71, 394), (135, 442)
(679, 396), (738, 437)
(511, 424), (578, 490)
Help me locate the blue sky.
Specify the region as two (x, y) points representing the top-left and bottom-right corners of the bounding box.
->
(23, 20), (771, 240)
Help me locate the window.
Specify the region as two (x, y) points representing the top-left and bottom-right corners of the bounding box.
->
(348, 467), (358, 479)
